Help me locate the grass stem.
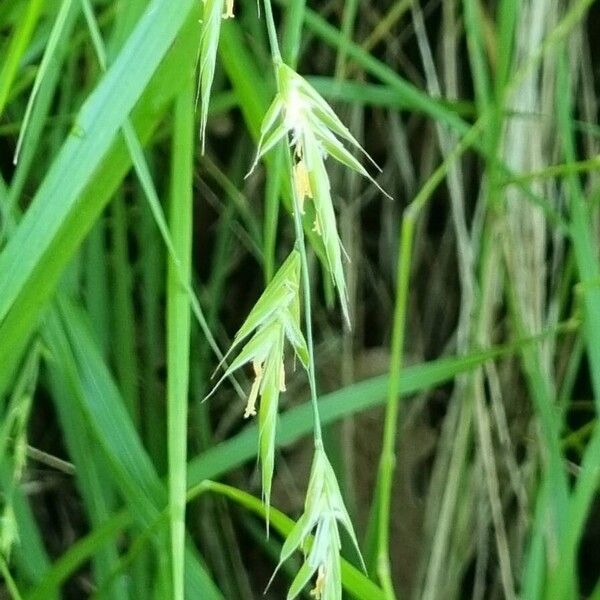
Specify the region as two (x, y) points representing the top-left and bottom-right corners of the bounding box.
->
(167, 78), (195, 600)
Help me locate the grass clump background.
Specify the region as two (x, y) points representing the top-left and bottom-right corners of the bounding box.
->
(1, 0), (600, 599)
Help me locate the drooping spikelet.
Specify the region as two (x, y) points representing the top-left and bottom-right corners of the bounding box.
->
(198, 0), (235, 152)
(247, 64), (390, 324)
(207, 251), (308, 519)
(270, 446), (364, 600)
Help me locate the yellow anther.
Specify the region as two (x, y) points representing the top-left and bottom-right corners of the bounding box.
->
(279, 360), (286, 392)
(293, 159), (313, 214)
(223, 0), (234, 19)
(244, 360), (263, 418)
(310, 566), (326, 599)
(312, 217), (322, 236)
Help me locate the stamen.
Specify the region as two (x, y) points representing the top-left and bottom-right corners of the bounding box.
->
(312, 217), (322, 236)
(279, 360), (286, 392)
(310, 565), (326, 599)
(223, 0), (234, 19)
(293, 159), (313, 213)
(244, 360), (263, 418)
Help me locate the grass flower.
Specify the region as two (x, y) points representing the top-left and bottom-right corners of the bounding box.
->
(270, 445), (364, 600)
(198, 0), (235, 151)
(248, 64), (390, 323)
(207, 251), (308, 515)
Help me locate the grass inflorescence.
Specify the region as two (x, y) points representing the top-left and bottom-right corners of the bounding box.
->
(0, 1), (599, 599)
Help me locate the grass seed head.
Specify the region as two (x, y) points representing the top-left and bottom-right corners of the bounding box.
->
(207, 251), (308, 516)
(271, 446), (364, 600)
(198, 0), (236, 152)
(247, 63), (391, 324)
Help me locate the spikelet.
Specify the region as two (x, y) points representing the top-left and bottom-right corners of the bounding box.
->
(198, 0), (235, 152)
(207, 251), (308, 518)
(269, 446), (364, 600)
(247, 64), (390, 323)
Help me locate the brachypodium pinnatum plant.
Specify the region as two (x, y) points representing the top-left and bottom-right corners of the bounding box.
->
(3, 0), (600, 599)
(202, 0), (387, 596)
